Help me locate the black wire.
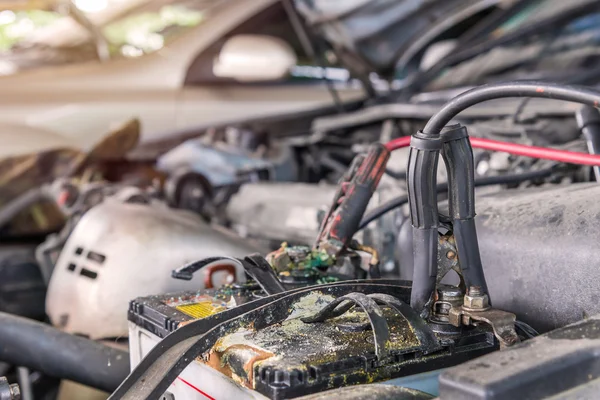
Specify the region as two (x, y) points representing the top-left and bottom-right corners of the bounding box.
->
(384, 169), (407, 180)
(425, 81), (600, 135)
(513, 66), (600, 123)
(358, 167), (554, 230)
(515, 320), (540, 339)
(405, 1), (600, 94)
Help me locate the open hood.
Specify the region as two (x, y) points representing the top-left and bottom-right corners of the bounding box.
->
(294, 0), (502, 81)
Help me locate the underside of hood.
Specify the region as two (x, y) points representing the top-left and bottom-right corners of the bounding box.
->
(294, 0), (500, 80)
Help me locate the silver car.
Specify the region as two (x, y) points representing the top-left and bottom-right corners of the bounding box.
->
(0, 0), (362, 159)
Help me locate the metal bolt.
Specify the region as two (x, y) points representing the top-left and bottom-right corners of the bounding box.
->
(0, 377), (20, 400)
(446, 251), (456, 259)
(9, 384), (20, 400)
(467, 286), (483, 296)
(464, 286), (490, 310)
(437, 285), (464, 302)
(432, 285), (464, 323)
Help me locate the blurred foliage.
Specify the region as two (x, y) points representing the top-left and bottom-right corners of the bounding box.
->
(0, 4), (205, 55)
(103, 5), (204, 55)
(0, 10), (61, 51)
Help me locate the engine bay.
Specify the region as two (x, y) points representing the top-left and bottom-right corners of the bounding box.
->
(3, 1), (600, 399)
(2, 80), (600, 400)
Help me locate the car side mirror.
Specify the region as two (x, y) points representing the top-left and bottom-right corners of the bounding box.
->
(213, 34), (297, 82)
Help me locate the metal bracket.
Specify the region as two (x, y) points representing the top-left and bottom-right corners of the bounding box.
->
(448, 306), (520, 348)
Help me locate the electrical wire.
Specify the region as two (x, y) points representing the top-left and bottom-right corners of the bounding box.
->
(358, 167), (554, 230)
(384, 136), (411, 151)
(469, 137), (600, 166)
(404, 2), (600, 93)
(384, 135), (600, 166)
(424, 81), (600, 134)
(514, 320), (540, 339)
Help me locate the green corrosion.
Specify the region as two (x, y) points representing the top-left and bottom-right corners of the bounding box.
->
(205, 292), (423, 390)
(273, 243), (336, 271)
(267, 243), (340, 283)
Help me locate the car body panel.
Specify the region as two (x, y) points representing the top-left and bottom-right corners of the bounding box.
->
(0, 0), (363, 151)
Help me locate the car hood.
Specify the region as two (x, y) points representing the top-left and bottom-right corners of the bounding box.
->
(294, 0), (500, 80)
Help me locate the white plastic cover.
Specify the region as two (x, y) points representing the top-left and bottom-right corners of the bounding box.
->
(46, 198), (263, 339)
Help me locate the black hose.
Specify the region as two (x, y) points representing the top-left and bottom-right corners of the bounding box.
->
(424, 82), (600, 135)
(358, 168), (554, 230)
(0, 312), (129, 393)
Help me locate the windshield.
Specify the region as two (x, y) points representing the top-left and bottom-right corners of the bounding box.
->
(0, 0), (220, 73)
(426, 0), (600, 90)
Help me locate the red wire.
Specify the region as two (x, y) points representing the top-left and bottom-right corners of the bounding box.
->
(385, 136), (412, 151)
(385, 136), (600, 166)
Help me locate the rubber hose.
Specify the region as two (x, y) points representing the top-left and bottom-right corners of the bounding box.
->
(0, 312), (129, 393)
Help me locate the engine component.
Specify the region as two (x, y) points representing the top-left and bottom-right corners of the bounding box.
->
(159, 136), (296, 214)
(0, 311), (129, 393)
(438, 313), (600, 399)
(126, 281), (497, 400)
(36, 181), (152, 283)
(228, 183), (338, 246)
(474, 182), (600, 333)
(45, 195), (265, 339)
(0, 376), (20, 400)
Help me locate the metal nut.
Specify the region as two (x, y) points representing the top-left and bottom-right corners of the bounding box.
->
(463, 293), (490, 310)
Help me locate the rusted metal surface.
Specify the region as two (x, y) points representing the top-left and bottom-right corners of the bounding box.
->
(448, 305), (520, 348)
(436, 234), (462, 285)
(204, 291), (421, 390)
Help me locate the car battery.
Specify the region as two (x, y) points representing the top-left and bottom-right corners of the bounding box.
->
(128, 283), (498, 400)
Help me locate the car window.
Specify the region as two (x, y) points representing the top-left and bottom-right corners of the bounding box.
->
(184, 2), (349, 86)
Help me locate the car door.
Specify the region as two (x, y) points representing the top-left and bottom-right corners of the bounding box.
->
(177, 1), (365, 131)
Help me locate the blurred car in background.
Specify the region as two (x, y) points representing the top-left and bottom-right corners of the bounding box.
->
(0, 0), (364, 156)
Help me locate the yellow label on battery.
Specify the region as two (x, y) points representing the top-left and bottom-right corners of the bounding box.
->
(176, 301), (225, 320)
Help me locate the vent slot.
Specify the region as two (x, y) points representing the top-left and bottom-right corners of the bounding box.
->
(87, 251), (106, 264)
(75, 247), (84, 256)
(80, 268), (98, 280)
(67, 263), (76, 272)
